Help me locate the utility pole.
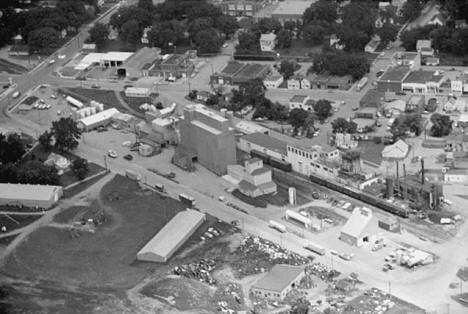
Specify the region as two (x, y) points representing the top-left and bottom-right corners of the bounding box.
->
(331, 255), (334, 271)
(388, 281), (391, 295)
(103, 155), (108, 170)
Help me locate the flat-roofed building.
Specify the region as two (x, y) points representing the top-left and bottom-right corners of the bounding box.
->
(271, 1), (314, 24)
(173, 104), (236, 175)
(217, 0), (267, 17)
(210, 61), (270, 85)
(137, 209), (206, 263)
(377, 66), (411, 92)
(125, 87), (150, 98)
(251, 264), (305, 300)
(74, 52), (134, 70)
(392, 52), (421, 70)
(78, 108), (120, 132)
(339, 207), (373, 247)
(402, 70), (445, 94)
(0, 183), (63, 209)
(238, 132), (288, 161)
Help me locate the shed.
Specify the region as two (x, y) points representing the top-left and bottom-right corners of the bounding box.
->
(339, 207), (373, 247)
(378, 215), (400, 232)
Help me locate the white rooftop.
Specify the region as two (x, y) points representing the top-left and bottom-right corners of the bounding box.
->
(138, 209), (205, 260)
(152, 117), (172, 127)
(79, 108), (119, 127)
(125, 87), (150, 93)
(0, 183), (61, 202)
(341, 207), (373, 238)
(272, 1), (315, 16)
(75, 52), (133, 70)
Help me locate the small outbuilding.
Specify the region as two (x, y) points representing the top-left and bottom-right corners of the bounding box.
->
(339, 207), (373, 247)
(251, 264), (305, 301)
(378, 215), (400, 233)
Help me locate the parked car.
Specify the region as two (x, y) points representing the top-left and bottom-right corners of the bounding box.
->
(91, 84), (100, 89)
(107, 150), (118, 158)
(124, 154), (133, 161)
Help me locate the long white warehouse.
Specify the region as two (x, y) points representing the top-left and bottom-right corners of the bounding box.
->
(137, 209), (206, 263)
(78, 108), (119, 132)
(0, 183), (63, 209)
(286, 210), (311, 227)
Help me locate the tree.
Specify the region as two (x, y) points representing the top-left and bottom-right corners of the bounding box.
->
(236, 31), (260, 53)
(331, 117), (357, 133)
(279, 60), (295, 80)
(253, 18), (281, 35)
(303, 0), (338, 24)
(188, 17), (213, 39)
(16, 160), (59, 185)
(28, 27), (61, 54)
(303, 24), (326, 46)
(391, 114), (423, 139)
(88, 22), (109, 48)
(0, 163), (18, 183)
(205, 94), (219, 107)
(188, 90), (198, 100)
(314, 99), (332, 122)
(120, 19), (140, 45)
(289, 108), (308, 132)
(39, 130), (54, 151)
(401, 0), (424, 22)
(335, 25), (370, 52)
(230, 78), (266, 110)
(214, 15), (238, 38)
(290, 298), (310, 314)
(0, 133), (25, 164)
(341, 2), (376, 37)
(51, 117), (81, 152)
(377, 22), (399, 45)
(194, 28), (223, 54)
(71, 157), (89, 180)
(284, 21), (296, 32)
(430, 113), (452, 137)
(276, 29), (292, 49)
(138, 0), (154, 12)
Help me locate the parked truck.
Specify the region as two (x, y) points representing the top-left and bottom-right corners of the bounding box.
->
(304, 242), (326, 256)
(357, 77), (368, 91)
(268, 220), (286, 233)
(125, 169), (141, 181)
(179, 193), (196, 207)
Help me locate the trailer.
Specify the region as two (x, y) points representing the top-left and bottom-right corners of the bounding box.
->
(154, 183), (165, 193)
(357, 77), (368, 91)
(304, 242), (326, 256)
(66, 96), (84, 109)
(285, 209), (311, 228)
(179, 193), (196, 207)
(268, 220), (286, 233)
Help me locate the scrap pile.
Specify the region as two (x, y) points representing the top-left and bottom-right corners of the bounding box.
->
(173, 259), (217, 285)
(343, 288), (396, 313)
(232, 236), (309, 278)
(214, 283), (244, 313)
(306, 263), (340, 282)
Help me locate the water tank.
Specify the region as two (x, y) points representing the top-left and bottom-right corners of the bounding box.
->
(220, 108), (227, 117)
(90, 107), (96, 115)
(98, 103), (104, 112)
(386, 178), (394, 199)
(226, 111), (234, 119)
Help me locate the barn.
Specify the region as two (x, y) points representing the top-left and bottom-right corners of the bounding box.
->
(0, 183), (63, 209)
(137, 209), (206, 263)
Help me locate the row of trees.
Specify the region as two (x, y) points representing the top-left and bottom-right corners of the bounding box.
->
(0, 0), (96, 53)
(108, 0), (238, 54)
(310, 50), (370, 80)
(39, 117), (82, 153)
(0, 133), (25, 165)
(0, 160), (60, 185)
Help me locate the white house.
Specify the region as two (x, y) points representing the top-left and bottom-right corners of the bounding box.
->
(451, 74), (468, 95)
(365, 36), (381, 53)
(289, 95), (310, 110)
(428, 14), (445, 27)
(287, 76), (301, 90)
(416, 40), (434, 57)
(329, 34), (344, 50)
(444, 169), (468, 184)
(264, 75), (284, 89)
(260, 33), (277, 52)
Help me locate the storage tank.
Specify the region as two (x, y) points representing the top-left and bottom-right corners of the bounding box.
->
(150, 105), (156, 112)
(85, 107), (91, 116)
(90, 100), (98, 107)
(90, 107), (96, 115)
(98, 103), (104, 112)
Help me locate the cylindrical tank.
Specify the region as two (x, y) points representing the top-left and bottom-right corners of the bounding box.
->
(386, 177), (394, 199)
(98, 103), (104, 112)
(90, 107), (96, 115)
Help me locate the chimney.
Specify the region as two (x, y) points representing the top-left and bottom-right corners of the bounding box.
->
(421, 158), (425, 185)
(395, 161), (400, 197)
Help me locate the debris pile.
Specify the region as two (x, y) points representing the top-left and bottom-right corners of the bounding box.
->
(173, 259), (217, 285)
(306, 263), (340, 282)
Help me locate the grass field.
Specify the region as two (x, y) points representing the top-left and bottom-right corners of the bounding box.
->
(0, 234), (17, 246)
(0, 214), (42, 232)
(4, 175), (188, 288)
(119, 91), (152, 116)
(62, 171), (109, 199)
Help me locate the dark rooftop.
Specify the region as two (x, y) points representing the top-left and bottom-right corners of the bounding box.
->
(379, 66), (411, 82)
(242, 132), (288, 155)
(403, 70), (444, 84)
(221, 61), (245, 75)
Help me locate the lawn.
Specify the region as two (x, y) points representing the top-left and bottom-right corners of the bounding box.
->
(358, 141), (385, 165)
(119, 91), (153, 117)
(62, 171), (109, 199)
(3, 175), (188, 288)
(59, 87), (129, 113)
(276, 40), (322, 59)
(21, 96), (39, 106)
(0, 214), (42, 232)
(0, 234), (17, 246)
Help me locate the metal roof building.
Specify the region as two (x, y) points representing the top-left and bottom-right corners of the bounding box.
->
(137, 209), (206, 263)
(251, 264), (305, 300)
(339, 207), (373, 247)
(78, 108), (120, 132)
(0, 183), (63, 209)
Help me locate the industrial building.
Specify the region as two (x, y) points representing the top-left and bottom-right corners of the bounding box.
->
(124, 87), (150, 98)
(238, 132), (288, 161)
(144, 52), (195, 78)
(78, 108), (120, 132)
(227, 158), (277, 197)
(339, 207), (373, 247)
(173, 105), (236, 175)
(216, 0), (267, 17)
(378, 215), (401, 233)
(210, 61), (270, 85)
(271, 1), (312, 24)
(251, 264), (305, 300)
(0, 183), (63, 209)
(136, 209), (206, 263)
(401, 70), (445, 94)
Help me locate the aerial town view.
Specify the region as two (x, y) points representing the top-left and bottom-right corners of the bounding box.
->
(1, 0), (468, 313)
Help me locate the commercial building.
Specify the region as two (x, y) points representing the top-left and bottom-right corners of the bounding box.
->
(173, 105), (236, 175)
(401, 70), (445, 94)
(405, 95), (425, 113)
(271, 1), (313, 24)
(125, 87), (150, 98)
(74, 52), (134, 70)
(145, 53), (195, 78)
(217, 0), (267, 17)
(289, 95), (314, 111)
(444, 169), (468, 184)
(339, 207), (373, 247)
(210, 61), (270, 85)
(378, 215), (400, 232)
(263, 75), (284, 89)
(137, 209), (206, 263)
(377, 66), (411, 92)
(228, 158), (277, 197)
(392, 52), (421, 70)
(260, 33), (277, 52)
(251, 264), (305, 300)
(78, 108), (120, 132)
(0, 183), (63, 209)
(310, 74), (352, 90)
(286, 144), (340, 178)
(234, 120), (269, 135)
(451, 73), (468, 95)
(238, 132), (288, 161)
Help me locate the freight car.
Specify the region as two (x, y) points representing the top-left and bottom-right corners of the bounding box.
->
(309, 173), (409, 218)
(250, 150), (292, 172)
